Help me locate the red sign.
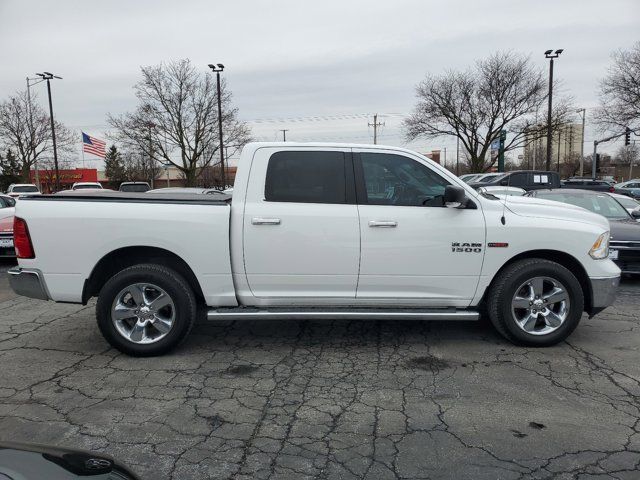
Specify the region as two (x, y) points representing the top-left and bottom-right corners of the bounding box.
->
(30, 168), (99, 193)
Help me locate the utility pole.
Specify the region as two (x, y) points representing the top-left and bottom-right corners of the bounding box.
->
(35, 72), (62, 192)
(26, 77), (44, 189)
(208, 63), (226, 188)
(544, 49), (563, 171)
(279, 129), (289, 141)
(456, 137), (460, 175)
(576, 108), (586, 176)
(368, 114), (384, 145)
(443, 147), (447, 169)
(497, 130), (507, 172)
(557, 127), (562, 172)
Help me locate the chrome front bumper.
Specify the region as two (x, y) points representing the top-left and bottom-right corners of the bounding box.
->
(589, 276), (620, 312)
(7, 268), (50, 301)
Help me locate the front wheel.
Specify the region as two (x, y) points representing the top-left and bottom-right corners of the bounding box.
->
(487, 259), (584, 347)
(96, 264), (197, 356)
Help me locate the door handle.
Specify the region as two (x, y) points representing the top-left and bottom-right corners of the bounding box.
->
(252, 217), (281, 225)
(368, 220), (398, 228)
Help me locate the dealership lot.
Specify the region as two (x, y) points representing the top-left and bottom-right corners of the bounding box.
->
(0, 259), (639, 479)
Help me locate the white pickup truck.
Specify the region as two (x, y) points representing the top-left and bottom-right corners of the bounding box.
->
(8, 143), (620, 356)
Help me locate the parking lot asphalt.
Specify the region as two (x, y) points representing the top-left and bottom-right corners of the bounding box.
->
(0, 258), (639, 479)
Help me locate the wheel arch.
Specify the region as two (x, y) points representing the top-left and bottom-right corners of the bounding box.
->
(483, 249), (592, 312)
(82, 246), (204, 304)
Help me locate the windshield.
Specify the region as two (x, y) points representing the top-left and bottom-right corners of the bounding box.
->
(477, 174), (504, 183)
(536, 192), (631, 220)
(12, 185), (39, 192)
(120, 184), (149, 192)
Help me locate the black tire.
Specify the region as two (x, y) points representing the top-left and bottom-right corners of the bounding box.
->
(487, 258), (584, 347)
(96, 263), (197, 356)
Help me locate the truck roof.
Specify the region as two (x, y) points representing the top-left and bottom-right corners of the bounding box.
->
(241, 141), (425, 157)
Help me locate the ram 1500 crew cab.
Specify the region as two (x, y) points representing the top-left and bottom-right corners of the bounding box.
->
(8, 143), (621, 356)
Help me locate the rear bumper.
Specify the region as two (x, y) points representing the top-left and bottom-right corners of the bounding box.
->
(7, 267), (50, 301)
(589, 275), (619, 315)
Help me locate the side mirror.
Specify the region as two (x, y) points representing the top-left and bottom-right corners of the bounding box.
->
(632, 210), (640, 219)
(444, 185), (467, 208)
(499, 178), (509, 186)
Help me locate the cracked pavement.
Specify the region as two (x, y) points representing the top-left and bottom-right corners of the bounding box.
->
(1, 260), (639, 479)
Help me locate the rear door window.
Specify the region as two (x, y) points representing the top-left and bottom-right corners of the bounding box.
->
(265, 151), (348, 204)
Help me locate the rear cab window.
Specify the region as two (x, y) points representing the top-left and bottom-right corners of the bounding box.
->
(264, 151), (351, 204)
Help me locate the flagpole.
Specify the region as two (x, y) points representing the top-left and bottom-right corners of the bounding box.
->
(81, 132), (85, 168)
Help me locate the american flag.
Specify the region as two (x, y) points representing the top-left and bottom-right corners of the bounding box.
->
(82, 132), (106, 158)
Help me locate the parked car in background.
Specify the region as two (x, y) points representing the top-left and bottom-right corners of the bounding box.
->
(56, 189), (115, 196)
(613, 179), (640, 199)
(469, 170), (561, 191)
(0, 194), (16, 257)
(526, 189), (640, 274)
(562, 178), (615, 192)
(9, 142), (620, 356)
(0, 441), (141, 480)
(0, 194), (16, 211)
(6, 184), (40, 198)
(458, 173), (481, 183)
(609, 192), (640, 218)
(477, 186), (526, 197)
(72, 182), (103, 190)
(119, 182), (151, 192)
(472, 173), (506, 184)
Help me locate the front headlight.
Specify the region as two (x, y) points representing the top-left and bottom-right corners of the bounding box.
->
(589, 231), (610, 259)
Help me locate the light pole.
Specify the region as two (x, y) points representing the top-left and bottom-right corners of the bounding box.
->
(207, 63), (226, 188)
(576, 108), (586, 176)
(26, 77), (45, 189)
(35, 72), (62, 192)
(544, 49), (563, 172)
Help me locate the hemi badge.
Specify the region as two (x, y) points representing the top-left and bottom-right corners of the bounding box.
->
(488, 242), (509, 248)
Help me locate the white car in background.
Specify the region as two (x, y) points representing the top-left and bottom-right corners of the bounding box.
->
(72, 182), (103, 190)
(477, 186), (526, 197)
(609, 192), (640, 218)
(6, 184), (41, 198)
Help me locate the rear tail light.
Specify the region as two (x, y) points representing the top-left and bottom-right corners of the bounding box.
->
(13, 217), (35, 259)
(610, 186), (615, 192)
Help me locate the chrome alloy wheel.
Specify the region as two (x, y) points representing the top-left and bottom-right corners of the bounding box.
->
(111, 283), (176, 344)
(511, 276), (570, 336)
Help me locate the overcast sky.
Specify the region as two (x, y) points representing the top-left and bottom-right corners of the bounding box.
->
(0, 0), (638, 167)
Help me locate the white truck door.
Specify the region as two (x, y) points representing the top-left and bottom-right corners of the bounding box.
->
(354, 149), (486, 307)
(242, 147), (360, 301)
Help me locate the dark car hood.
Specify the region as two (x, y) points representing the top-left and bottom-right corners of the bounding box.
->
(610, 219), (640, 241)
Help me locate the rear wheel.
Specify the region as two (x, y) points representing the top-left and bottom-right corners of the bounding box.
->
(96, 264), (196, 356)
(487, 259), (584, 346)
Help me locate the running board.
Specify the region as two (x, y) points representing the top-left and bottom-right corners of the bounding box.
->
(206, 308), (480, 321)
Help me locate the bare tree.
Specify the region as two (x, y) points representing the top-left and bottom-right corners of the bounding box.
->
(108, 59), (252, 186)
(404, 51), (572, 172)
(0, 91), (75, 181)
(595, 42), (640, 133)
(614, 144), (640, 180)
(120, 148), (162, 185)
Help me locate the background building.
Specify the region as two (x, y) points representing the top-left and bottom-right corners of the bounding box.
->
(523, 123), (584, 171)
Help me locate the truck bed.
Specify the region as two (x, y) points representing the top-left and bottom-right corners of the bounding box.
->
(14, 191), (236, 306)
